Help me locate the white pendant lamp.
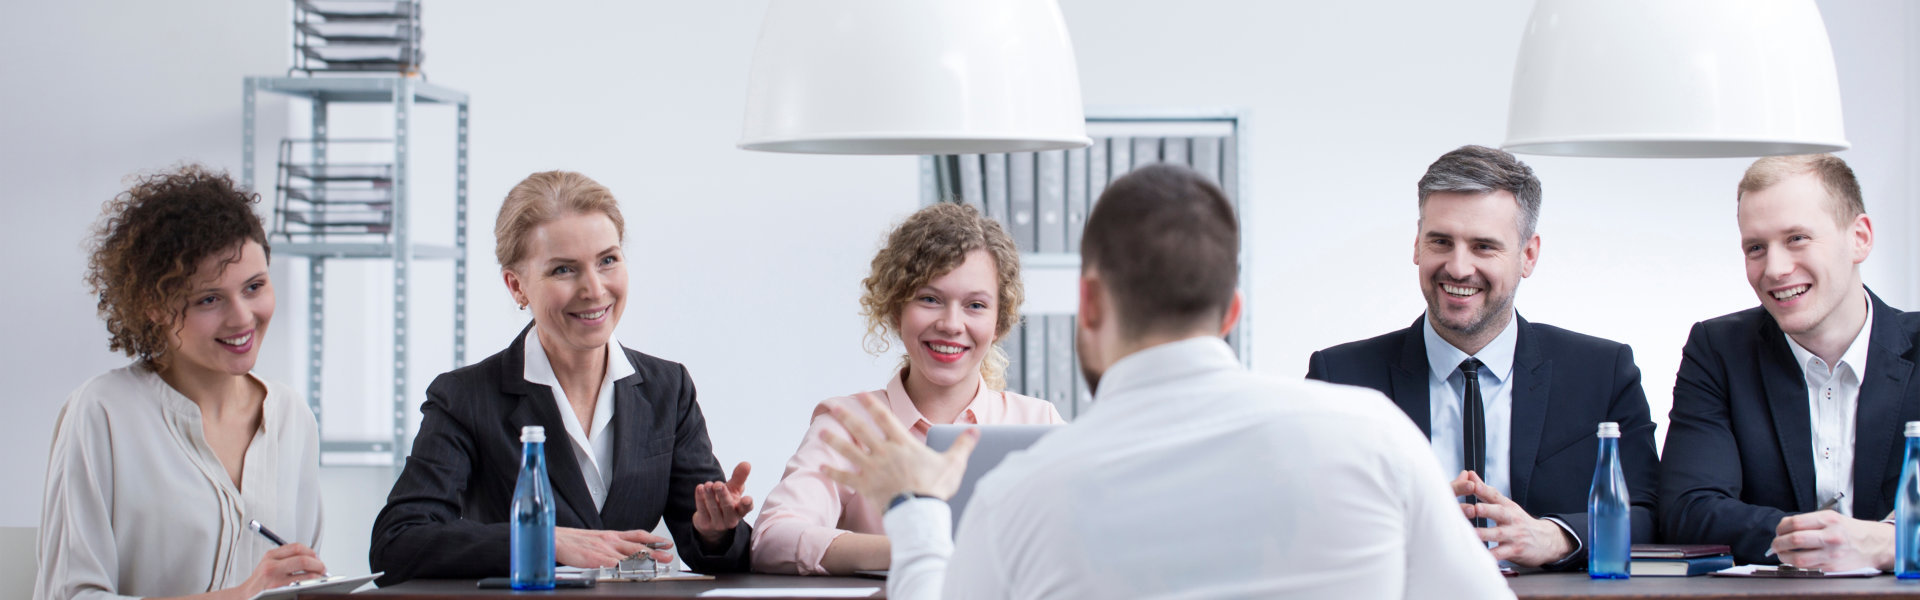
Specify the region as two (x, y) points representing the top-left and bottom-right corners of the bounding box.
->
(1503, 0), (1849, 158)
(738, 0), (1091, 155)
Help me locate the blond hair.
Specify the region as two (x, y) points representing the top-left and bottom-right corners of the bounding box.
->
(859, 203), (1023, 390)
(1737, 154), (1864, 225)
(495, 171), (625, 271)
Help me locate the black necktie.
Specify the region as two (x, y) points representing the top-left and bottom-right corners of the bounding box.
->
(1461, 358), (1489, 528)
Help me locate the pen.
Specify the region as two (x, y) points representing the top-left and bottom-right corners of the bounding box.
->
(249, 519), (331, 577)
(1764, 493), (1846, 558)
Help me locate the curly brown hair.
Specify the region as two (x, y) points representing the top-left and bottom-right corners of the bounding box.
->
(859, 203), (1023, 390)
(85, 165), (269, 371)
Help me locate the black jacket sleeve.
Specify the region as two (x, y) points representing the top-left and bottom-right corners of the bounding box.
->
(1659, 322), (1786, 564)
(369, 374), (509, 585)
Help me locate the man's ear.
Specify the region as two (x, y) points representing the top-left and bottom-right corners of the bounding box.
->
(1851, 213), (1874, 265)
(1078, 270), (1103, 333)
(1217, 290), (1243, 337)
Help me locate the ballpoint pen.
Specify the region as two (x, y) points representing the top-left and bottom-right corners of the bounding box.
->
(249, 519), (332, 577)
(1764, 492), (1846, 558)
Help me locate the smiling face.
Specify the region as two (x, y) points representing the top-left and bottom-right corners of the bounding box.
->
(163, 240), (274, 380)
(898, 249), (1001, 392)
(1415, 190), (1538, 351)
(505, 211), (628, 356)
(1738, 171), (1872, 339)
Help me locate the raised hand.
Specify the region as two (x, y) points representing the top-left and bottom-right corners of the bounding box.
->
(819, 392), (980, 507)
(693, 461), (755, 546)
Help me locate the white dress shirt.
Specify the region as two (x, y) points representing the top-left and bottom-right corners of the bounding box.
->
(523, 325), (637, 512)
(883, 337), (1515, 600)
(1422, 311), (1516, 498)
(36, 365), (323, 600)
(1782, 298), (1873, 517)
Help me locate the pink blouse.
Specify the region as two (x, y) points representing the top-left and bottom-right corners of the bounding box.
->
(749, 372), (1066, 574)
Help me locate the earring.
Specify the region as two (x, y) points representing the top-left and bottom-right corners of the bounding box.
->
(517, 302), (527, 311)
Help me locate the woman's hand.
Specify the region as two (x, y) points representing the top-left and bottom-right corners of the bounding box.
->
(555, 527), (674, 568)
(693, 462), (755, 548)
(235, 543), (326, 598)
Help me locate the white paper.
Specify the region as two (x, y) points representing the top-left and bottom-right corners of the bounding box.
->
(696, 588), (879, 598)
(247, 572), (380, 600)
(1714, 564), (1883, 577)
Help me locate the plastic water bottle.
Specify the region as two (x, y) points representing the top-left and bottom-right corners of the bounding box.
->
(511, 426), (556, 590)
(1896, 422), (1920, 578)
(1588, 421), (1630, 579)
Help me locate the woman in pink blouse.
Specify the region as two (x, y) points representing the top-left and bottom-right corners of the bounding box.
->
(751, 203), (1066, 575)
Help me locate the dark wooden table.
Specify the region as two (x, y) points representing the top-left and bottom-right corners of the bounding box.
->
(1507, 572), (1920, 599)
(299, 575), (886, 599)
(305, 572), (1920, 599)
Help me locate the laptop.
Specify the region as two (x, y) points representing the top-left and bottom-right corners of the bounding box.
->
(855, 424), (1061, 580)
(925, 424), (1063, 528)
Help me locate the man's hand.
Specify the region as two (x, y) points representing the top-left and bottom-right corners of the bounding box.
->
(820, 392), (980, 505)
(555, 527), (673, 568)
(1452, 471), (1576, 567)
(693, 461), (755, 548)
(1772, 510), (1894, 571)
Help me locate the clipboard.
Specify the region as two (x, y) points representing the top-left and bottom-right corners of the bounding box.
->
(248, 572), (380, 600)
(1710, 565), (1882, 578)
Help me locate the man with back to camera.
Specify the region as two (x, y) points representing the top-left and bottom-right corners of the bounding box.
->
(1305, 145), (1660, 569)
(812, 164), (1515, 599)
(1661, 154), (1920, 569)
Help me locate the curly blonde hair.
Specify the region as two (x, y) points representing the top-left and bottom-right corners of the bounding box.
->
(859, 203), (1023, 390)
(85, 165), (268, 371)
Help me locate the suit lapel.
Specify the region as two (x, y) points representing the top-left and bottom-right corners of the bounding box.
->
(600, 357), (653, 530)
(1758, 314), (1818, 512)
(1393, 316), (1433, 437)
(1851, 292), (1913, 520)
(1507, 316), (1551, 508)
(502, 323), (605, 530)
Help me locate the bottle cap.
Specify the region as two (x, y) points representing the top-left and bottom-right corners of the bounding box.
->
(1907, 422), (1920, 437)
(521, 425), (546, 443)
(1597, 422), (1620, 438)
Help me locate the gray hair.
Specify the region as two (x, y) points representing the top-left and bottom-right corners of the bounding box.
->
(1417, 145), (1543, 240)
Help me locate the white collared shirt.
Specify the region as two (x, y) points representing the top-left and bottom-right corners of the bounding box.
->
(1782, 297), (1874, 517)
(883, 337), (1515, 600)
(1422, 311), (1518, 499)
(523, 326), (637, 512)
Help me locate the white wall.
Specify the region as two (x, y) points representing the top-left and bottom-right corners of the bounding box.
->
(1, 0), (1912, 578)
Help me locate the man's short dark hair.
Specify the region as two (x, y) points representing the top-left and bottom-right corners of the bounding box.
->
(1081, 163), (1239, 338)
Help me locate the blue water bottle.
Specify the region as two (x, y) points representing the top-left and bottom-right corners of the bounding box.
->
(1896, 422), (1920, 578)
(1589, 422), (1630, 579)
(511, 425), (556, 590)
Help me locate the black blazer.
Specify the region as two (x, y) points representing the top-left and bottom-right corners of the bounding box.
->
(1307, 314), (1661, 567)
(369, 324), (750, 585)
(1660, 291), (1920, 564)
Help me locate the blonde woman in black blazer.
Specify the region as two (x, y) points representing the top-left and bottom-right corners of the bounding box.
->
(370, 171), (752, 585)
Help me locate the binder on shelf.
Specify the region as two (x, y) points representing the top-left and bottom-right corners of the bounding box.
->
(1045, 315), (1076, 419)
(1065, 147), (1089, 253)
(1108, 137), (1133, 179)
(1001, 317), (1024, 396)
(1131, 138), (1161, 170)
(1008, 153), (1038, 251)
(1221, 134), (1239, 203)
(1088, 137), (1110, 208)
(1023, 314), (1048, 404)
(957, 154), (986, 213)
(1191, 136), (1223, 185)
(1036, 150), (1067, 253)
(984, 154), (1009, 222)
(1163, 137), (1190, 167)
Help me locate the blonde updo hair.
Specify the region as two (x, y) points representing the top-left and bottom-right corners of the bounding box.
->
(494, 171), (625, 272)
(859, 203), (1024, 390)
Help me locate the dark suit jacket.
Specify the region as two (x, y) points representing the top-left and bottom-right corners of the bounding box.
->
(1660, 292), (1920, 564)
(1307, 314), (1661, 567)
(369, 324), (750, 585)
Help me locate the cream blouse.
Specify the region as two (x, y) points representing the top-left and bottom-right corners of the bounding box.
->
(35, 365), (322, 600)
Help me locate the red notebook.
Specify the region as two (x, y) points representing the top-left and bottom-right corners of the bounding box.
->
(1631, 544), (1731, 559)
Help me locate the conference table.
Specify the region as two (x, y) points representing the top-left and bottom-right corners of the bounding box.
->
(299, 572), (1920, 599)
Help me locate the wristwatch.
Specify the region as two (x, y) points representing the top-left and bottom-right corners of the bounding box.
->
(887, 492), (941, 512)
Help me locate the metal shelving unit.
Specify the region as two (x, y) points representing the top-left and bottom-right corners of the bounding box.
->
(242, 75), (469, 468)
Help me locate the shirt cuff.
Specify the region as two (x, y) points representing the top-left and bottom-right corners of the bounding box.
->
(1542, 516), (1583, 566)
(883, 498), (953, 564)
